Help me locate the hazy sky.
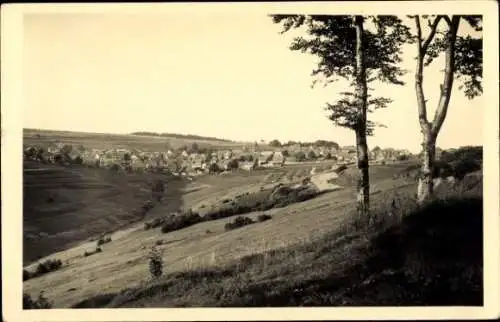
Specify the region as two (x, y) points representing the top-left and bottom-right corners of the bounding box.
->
(23, 12), (483, 153)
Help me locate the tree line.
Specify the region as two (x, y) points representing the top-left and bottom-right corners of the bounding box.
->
(271, 14), (482, 218)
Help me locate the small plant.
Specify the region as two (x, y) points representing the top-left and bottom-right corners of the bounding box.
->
(148, 246), (163, 279)
(257, 214), (273, 222)
(96, 236), (112, 246)
(155, 239), (164, 246)
(205, 229), (213, 234)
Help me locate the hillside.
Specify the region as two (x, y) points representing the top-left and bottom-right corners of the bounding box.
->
(24, 129), (249, 152)
(23, 160), (188, 264)
(23, 161), (419, 308)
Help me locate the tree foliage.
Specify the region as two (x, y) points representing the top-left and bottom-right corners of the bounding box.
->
(271, 15), (412, 135)
(413, 15), (482, 100)
(269, 139), (282, 147)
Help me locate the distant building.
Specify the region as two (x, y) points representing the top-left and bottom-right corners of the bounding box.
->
(258, 151), (274, 166)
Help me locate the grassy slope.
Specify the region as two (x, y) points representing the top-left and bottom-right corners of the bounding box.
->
(22, 128), (274, 265)
(23, 160), (188, 264)
(74, 174), (483, 308)
(23, 161), (416, 308)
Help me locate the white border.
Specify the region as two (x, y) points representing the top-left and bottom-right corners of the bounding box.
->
(2, 1), (499, 321)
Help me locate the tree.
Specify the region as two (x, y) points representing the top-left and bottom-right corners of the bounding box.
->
(271, 15), (411, 217)
(190, 142), (199, 153)
(295, 151), (306, 162)
(269, 139), (282, 147)
(227, 158), (239, 171)
(411, 15), (482, 203)
(307, 150), (317, 160)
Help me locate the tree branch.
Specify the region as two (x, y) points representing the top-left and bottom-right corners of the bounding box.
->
(414, 16), (430, 132)
(443, 15), (452, 26)
(431, 15), (461, 135)
(421, 16), (443, 53)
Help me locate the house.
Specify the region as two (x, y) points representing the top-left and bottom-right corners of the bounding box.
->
(223, 150), (233, 160)
(258, 151), (274, 166)
(191, 155), (206, 172)
(47, 144), (60, 154)
(239, 159), (258, 171)
(270, 151), (285, 167)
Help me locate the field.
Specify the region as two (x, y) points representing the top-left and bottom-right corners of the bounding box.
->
(24, 128), (252, 151)
(22, 130), (483, 308)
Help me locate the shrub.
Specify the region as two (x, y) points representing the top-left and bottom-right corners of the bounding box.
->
(35, 258), (62, 276)
(23, 292), (52, 309)
(161, 210), (202, 234)
(257, 214), (272, 222)
(23, 269), (32, 281)
(225, 216), (255, 231)
(148, 246), (163, 279)
(97, 236), (112, 246)
(84, 246), (102, 257)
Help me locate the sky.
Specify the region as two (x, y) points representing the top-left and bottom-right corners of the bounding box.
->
(23, 11), (484, 153)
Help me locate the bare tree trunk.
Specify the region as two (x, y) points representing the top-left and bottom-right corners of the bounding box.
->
(417, 131), (436, 203)
(356, 129), (370, 216)
(353, 15), (370, 217)
(414, 15), (460, 204)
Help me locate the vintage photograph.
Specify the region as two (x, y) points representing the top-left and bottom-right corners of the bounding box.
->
(1, 1), (498, 320)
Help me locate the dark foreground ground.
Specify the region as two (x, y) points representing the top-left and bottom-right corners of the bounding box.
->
(71, 174), (483, 308)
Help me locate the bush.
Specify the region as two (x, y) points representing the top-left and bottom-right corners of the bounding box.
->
(23, 292), (52, 309)
(97, 236), (112, 246)
(84, 246), (102, 257)
(35, 258), (62, 276)
(148, 246), (163, 279)
(257, 214), (272, 222)
(225, 216), (255, 231)
(23, 269), (32, 281)
(161, 210), (202, 234)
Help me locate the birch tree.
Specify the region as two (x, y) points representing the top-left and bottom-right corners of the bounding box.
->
(271, 15), (411, 217)
(412, 15), (482, 203)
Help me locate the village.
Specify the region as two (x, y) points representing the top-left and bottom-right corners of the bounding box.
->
(23, 139), (413, 177)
